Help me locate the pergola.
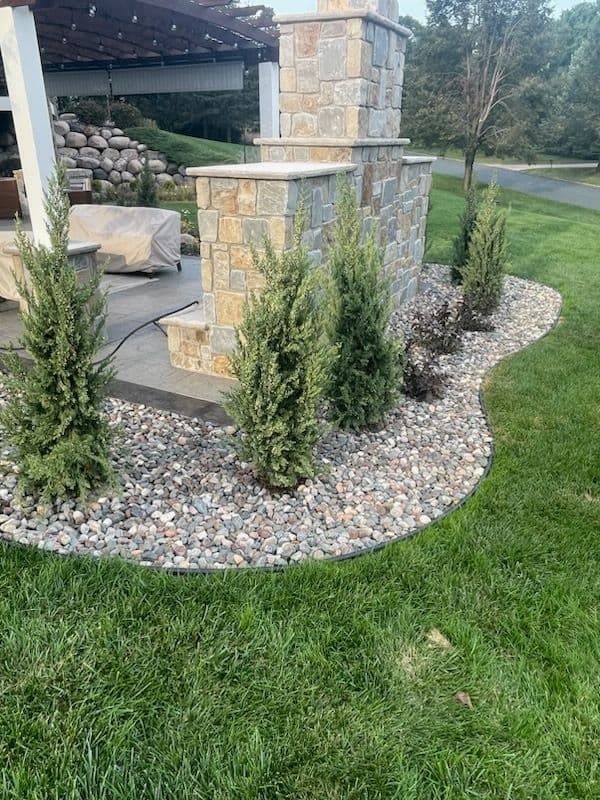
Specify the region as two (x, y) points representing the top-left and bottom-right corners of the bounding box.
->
(0, 0), (280, 243)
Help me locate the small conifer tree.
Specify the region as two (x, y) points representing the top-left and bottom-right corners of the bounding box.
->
(135, 157), (157, 207)
(452, 185), (478, 283)
(326, 179), (402, 430)
(461, 180), (508, 316)
(0, 166), (114, 500)
(225, 205), (333, 489)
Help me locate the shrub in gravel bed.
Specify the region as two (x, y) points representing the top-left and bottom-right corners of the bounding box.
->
(403, 345), (446, 402)
(462, 180), (509, 317)
(409, 299), (464, 355)
(0, 167), (114, 500)
(452, 185), (478, 284)
(225, 207), (333, 489)
(326, 179), (402, 430)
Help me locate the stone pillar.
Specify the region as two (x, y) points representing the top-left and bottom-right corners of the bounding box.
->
(167, 0), (436, 378)
(162, 162), (355, 376)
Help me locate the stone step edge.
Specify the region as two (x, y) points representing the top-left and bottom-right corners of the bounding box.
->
(275, 10), (412, 38)
(255, 137), (411, 148)
(159, 308), (209, 331)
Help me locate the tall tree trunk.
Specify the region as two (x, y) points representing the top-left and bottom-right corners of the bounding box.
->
(463, 147), (476, 191)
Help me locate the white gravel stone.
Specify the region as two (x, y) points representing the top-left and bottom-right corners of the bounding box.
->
(0, 267), (561, 571)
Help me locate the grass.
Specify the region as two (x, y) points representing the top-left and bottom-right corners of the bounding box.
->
(158, 200), (198, 235)
(1, 176), (599, 798)
(524, 166), (600, 187)
(125, 127), (259, 168)
(409, 144), (588, 166)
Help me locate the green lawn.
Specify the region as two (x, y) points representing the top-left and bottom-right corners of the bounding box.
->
(1, 176), (599, 799)
(159, 200), (198, 235)
(524, 166), (600, 187)
(125, 127), (259, 168)
(409, 144), (587, 167)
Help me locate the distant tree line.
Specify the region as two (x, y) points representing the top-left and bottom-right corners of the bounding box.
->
(400, 0), (599, 188)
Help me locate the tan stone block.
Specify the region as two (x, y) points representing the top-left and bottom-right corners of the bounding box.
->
(230, 245), (254, 270)
(268, 218), (293, 249)
(201, 262), (213, 292)
(280, 68), (297, 92)
(238, 179), (257, 216)
(279, 32), (294, 68)
(297, 61), (320, 94)
(167, 327), (181, 352)
(346, 106), (368, 138)
(280, 93), (303, 113)
(213, 249), (230, 289)
(257, 182), (289, 216)
(296, 23), (321, 58)
(347, 18), (365, 39)
(347, 39), (363, 78)
(301, 94), (320, 113)
(196, 177), (210, 209)
(211, 178), (238, 213)
(212, 354), (232, 377)
(321, 20), (346, 37)
(310, 146), (352, 163)
(181, 339), (200, 358)
(216, 291), (246, 326)
(219, 216), (243, 244)
(200, 243), (211, 259)
(292, 113), (317, 137)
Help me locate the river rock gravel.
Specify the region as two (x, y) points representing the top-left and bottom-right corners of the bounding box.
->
(0, 266), (562, 571)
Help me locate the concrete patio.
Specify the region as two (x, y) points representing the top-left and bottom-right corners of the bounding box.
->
(0, 255), (232, 423)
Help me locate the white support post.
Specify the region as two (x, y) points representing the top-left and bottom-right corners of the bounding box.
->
(0, 96), (11, 112)
(0, 6), (55, 245)
(258, 61), (280, 139)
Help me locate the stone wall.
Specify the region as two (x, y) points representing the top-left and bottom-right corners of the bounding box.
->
(53, 113), (192, 193)
(0, 112), (193, 191)
(164, 0), (435, 379)
(279, 3), (407, 140)
(164, 162), (354, 375)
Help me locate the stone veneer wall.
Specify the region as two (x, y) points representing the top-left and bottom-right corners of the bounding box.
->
(166, 163), (354, 375)
(164, 0), (435, 379)
(279, 6), (406, 140)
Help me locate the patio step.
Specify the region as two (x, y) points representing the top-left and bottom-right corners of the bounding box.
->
(159, 307), (234, 376)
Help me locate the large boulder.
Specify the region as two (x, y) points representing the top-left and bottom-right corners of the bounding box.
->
(87, 134), (108, 150)
(93, 168), (109, 180)
(101, 147), (120, 162)
(121, 171), (134, 183)
(111, 128), (124, 136)
(76, 156), (100, 170)
(137, 143), (147, 152)
(113, 157), (128, 172)
(65, 131), (87, 148)
(100, 128), (113, 140)
(83, 124), (99, 137)
(108, 136), (131, 150)
(108, 170), (122, 185)
(119, 148), (138, 162)
(69, 121), (87, 134)
(155, 172), (174, 185)
(148, 158), (167, 174)
(53, 120), (70, 136)
(57, 146), (79, 159)
(128, 158), (143, 175)
(80, 146), (101, 159)
(59, 112), (77, 121)
(95, 179), (113, 195)
(53, 133), (66, 148)
(100, 157), (114, 173)
(58, 155), (77, 169)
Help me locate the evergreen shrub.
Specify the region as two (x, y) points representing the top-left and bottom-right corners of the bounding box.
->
(326, 179), (402, 430)
(0, 167), (114, 500)
(135, 158), (157, 208)
(461, 180), (508, 317)
(452, 185), (478, 283)
(225, 206), (333, 489)
(109, 101), (143, 129)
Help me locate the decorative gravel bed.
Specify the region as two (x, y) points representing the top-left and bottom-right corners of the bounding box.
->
(0, 266), (562, 571)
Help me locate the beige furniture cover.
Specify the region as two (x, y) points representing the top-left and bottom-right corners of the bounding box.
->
(69, 205), (181, 274)
(0, 230), (31, 302)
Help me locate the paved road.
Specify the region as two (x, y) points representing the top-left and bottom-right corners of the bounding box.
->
(422, 156), (600, 211)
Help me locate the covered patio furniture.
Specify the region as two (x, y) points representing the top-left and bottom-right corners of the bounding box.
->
(69, 204), (181, 274)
